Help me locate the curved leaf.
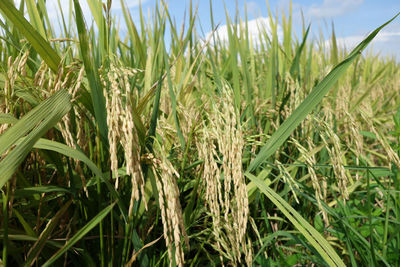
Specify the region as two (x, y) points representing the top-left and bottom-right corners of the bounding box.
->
(73, 0), (109, 147)
(33, 138), (128, 221)
(0, 89), (71, 188)
(0, 0), (61, 72)
(246, 173), (345, 267)
(42, 202), (116, 267)
(247, 12), (400, 173)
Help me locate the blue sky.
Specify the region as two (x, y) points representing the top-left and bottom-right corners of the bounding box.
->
(136, 0), (400, 59)
(14, 0), (400, 59)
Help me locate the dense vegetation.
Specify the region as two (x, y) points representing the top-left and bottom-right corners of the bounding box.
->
(0, 0), (400, 266)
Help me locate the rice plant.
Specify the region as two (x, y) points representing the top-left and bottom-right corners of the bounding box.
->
(0, 0), (399, 266)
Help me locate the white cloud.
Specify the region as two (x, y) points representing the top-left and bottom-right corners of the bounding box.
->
(205, 17), (283, 48)
(374, 31), (400, 42)
(330, 35), (363, 49)
(308, 0), (364, 18)
(327, 31), (400, 48)
(324, 31), (400, 59)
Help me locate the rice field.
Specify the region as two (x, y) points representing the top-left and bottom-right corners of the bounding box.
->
(0, 0), (400, 266)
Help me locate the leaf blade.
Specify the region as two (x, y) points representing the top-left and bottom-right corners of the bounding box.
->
(0, 0), (61, 72)
(247, 173), (345, 267)
(73, 0), (109, 146)
(42, 202), (116, 267)
(247, 12), (400, 173)
(0, 89), (71, 188)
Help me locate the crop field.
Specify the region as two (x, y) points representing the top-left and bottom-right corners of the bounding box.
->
(0, 0), (400, 266)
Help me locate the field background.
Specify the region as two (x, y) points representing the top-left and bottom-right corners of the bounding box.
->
(0, 0), (400, 266)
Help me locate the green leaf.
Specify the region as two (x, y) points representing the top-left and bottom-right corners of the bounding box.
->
(246, 12), (400, 173)
(14, 186), (72, 197)
(33, 138), (128, 222)
(86, 0), (103, 30)
(120, 0), (146, 68)
(42, 202), (116, 267)
(0, 0), (61, 72)
(0, 113), (18, 125)
(246, 173), (345, 267)
(0, 89), (71, 188)
(147, 74), (163, 150)
(290, 24), (310, 79)
(24, 200), (72, 267)
(73, 0), (109, 147)
(12, 209), (37, 238)
(25, 0), (46, 38)
(164, 49), (186, 150)
(0, 234), (64, 249)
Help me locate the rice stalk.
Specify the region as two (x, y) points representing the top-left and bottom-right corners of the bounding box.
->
(1, 50), (29, 133)
(318, 116), (350, 201)
(147, 141), (189, 267)
(344, 111), (364, 180)
(101, 62), (146, 211)
(198, 80), (251, 266)
(361, 111), (400, 169)
(291, 137), (328, 225)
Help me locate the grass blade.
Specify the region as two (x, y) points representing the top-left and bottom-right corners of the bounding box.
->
(0, 113), (18, 125)
(12, 209), (37, 238)
(247, 12), (400, 173)
(0, 89), (71, 188)
(33, 138), (128, 222)
(42, 202), (116, 267)
(14, 186), (72, 197)
(120, 0), (146, 68)
(0, 0), (61, 72)
(73, 0), (108, 146)
(24, 200), (72, 266)
(246, 173), (345, 266)
(25, 0), (46, 38)
(290, 24), (310, 79)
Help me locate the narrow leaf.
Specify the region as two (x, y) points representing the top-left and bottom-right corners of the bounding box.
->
(247, 13), (400, 173)
(73, 0), (109, 146)
(0, 89), (71, 188)
(0, 0), (61, 72)
(24, 200), (72, 267)
(33, 138), (128, 222)
(26, 0), (46, 38)
(247, 173), (345, 267)
(42, 202), (116, 267)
